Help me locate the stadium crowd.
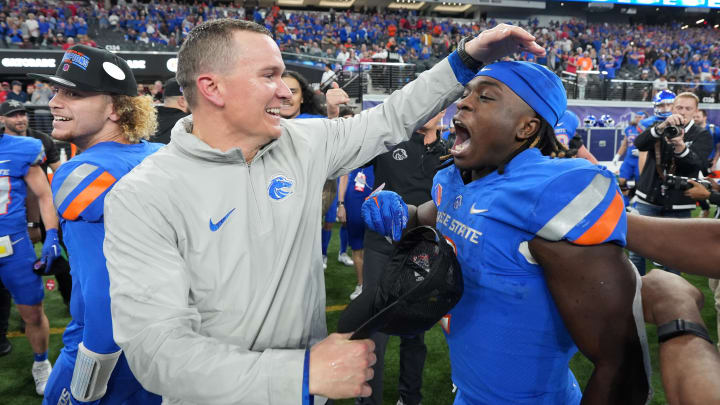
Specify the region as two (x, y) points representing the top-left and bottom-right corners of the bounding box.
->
(3, 0), (720, 85)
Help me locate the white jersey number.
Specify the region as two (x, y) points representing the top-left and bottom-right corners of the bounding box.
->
(0, 176), (9, 215)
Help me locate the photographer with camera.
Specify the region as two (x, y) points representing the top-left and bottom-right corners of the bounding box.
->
(631, 92), (713, 274)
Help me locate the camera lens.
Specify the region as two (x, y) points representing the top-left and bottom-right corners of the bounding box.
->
(664, 126), (680, 138)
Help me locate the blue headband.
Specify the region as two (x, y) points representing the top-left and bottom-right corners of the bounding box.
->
(474, 61), (567, 126)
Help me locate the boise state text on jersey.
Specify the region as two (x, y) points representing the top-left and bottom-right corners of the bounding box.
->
(431, 148), (626, 404)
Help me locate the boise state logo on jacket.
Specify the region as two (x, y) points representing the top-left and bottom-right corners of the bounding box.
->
(431, 148), (625, 405)
(268, 175), (295, 200)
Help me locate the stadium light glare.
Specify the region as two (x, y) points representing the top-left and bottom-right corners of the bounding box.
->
(715, 24), (719, 28)
(697, 18), (705, 24)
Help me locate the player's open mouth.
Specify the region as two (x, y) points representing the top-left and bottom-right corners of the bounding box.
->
(451, 119), (471, 156)
(265, 108), (281, 117)
(53, 116), (72, 122)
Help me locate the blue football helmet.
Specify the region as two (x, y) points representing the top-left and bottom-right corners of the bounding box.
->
(583, 115), (597, 127)
(653, 90), (676, 118)
(600, 114), (615, 127)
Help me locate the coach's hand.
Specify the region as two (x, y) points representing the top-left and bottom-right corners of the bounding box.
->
(40, 228), (61, 271)
(326, 82), (350, 119)
(309, 333), (376, 398)
(361, 188), (408, 241)
(465, 23), (545, 64)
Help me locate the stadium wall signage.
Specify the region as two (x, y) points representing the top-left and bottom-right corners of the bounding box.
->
(0, 49), (324, 82)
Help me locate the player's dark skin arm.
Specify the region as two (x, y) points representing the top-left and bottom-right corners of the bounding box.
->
(529, 239), (649, 405)
(626, 215), (720, 278)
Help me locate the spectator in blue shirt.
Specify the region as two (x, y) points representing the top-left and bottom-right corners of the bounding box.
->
(689, 54), (702, 75)
(653, 54), (667, 77)
(701, 54), (712, 73)
(38, 15), (50, 36)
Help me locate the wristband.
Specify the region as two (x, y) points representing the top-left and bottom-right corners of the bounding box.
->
(657, 319), (713, 345)
(338, 201), (345, 207)
(457, 36), (484, 71)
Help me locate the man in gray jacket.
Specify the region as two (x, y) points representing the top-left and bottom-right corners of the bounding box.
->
(103, 19), (544, 404)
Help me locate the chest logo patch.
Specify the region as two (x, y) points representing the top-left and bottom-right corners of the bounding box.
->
(453, 194), (463, 210)
(268, 175), (295, 200)
(392, 148), (408, 161)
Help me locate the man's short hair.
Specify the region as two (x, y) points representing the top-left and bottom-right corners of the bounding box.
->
(176, 18), (271, 108)
(675, 91), (700, 107)
(698, 109), (708, 117)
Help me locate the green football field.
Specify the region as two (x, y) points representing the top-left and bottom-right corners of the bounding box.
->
(0, 220), (717, 404)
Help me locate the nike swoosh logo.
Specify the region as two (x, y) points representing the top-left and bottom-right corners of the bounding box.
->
(469, 204), (488, 215)
(209, 208), (236, 232)
(0, 160), (10, 164)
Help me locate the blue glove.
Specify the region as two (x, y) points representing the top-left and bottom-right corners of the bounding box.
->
(361, 190), (408, 241)
(40, 228), (61, 272)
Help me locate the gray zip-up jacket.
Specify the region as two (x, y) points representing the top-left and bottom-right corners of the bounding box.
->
(103, 58), (465, 404)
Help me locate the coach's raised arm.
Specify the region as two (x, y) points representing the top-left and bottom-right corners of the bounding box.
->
(103, 19), (543, 404)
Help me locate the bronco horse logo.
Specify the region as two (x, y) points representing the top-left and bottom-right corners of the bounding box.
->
(268, 175), (295, 200)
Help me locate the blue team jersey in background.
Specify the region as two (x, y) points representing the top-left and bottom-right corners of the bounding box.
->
(432, 148), (626, 404)
(553, 111), (580, 148)
(637, 116), (662, 132)
(0, 134), (45, 235)
(624, 125), (641, 159)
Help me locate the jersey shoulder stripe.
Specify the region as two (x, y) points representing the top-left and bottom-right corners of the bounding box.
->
(52, 162), (117, 222)
(573, 190), (624, 245)
(61, 171), (116, 220)
(536, 173), (611, 241)
(53, 163), (99, 209)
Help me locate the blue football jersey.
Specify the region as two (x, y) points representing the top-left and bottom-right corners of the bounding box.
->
(51, 141), (161, 355)
(0, 134), (46, 235)
(637, 115), (662, 132)
(624, 125), (641, 160)
(432, 148), (625, 404)
(554, 111), (580, 148)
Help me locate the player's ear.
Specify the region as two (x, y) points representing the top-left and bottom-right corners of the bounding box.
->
(107, 95), (120, 123)
(516, 116), (540, 141)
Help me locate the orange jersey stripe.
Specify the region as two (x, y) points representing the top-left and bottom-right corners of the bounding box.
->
(573, 191), (624, 246)
(61, 171), (116, 220)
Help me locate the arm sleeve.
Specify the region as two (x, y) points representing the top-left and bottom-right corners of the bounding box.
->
(76, 222), (121, 354)
(25, 140), (45, 174)
(104, 187), (306, 404)
(529, 168), (627, 247)
(306, 56), (467, 180)
(633, 126), (659, 152)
